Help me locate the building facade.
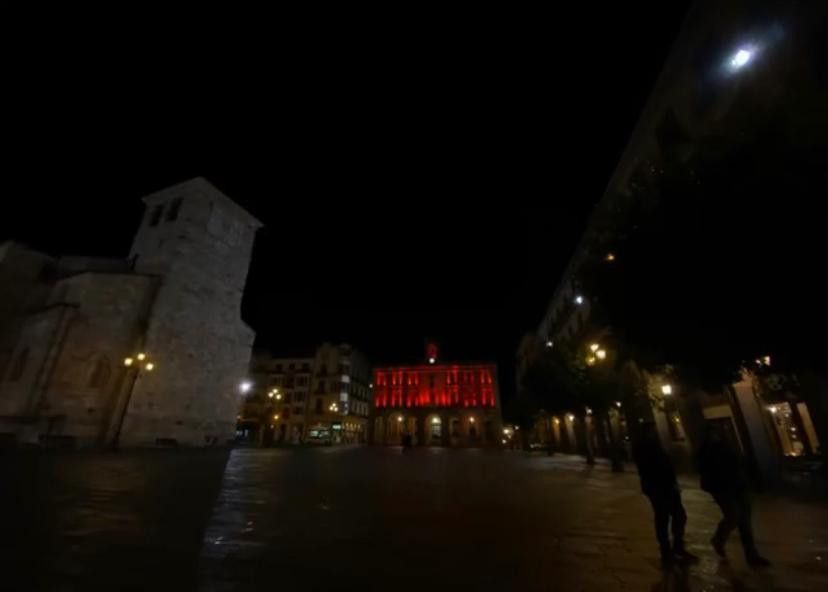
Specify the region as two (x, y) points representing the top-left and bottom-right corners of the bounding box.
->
(241, 343), (372, 445)
(371, 347), (502, 447)
(518, 1), (826, 479)
(0, 178), (261, 447)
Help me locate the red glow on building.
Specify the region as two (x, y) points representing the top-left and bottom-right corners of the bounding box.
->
(373, 363), (497, 410)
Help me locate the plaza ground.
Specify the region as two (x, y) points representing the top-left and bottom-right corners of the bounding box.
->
(2, 447), (826, 591)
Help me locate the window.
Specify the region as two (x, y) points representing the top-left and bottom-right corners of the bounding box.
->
(166, 198), (183, 222)
(297, 376), (308, 386)
(318, 364), (328, 376)
(294, 392), (305, 402)
(272, 376), (283, 386)
(283, 409), (291, 419)
(293, 406), (303, 415)
(301, 363), (310, 371)
(148, 205), (164, 227)
(316, 380), (326, 394)
(88, 357), (111, 388)
(285, 392), (293, 403)
(274, 364), (283, 373)
(8, 347), (29, 382)
(315, 398), (323, 414)
(288, 363), (295, 370)
(284, 375), (295, 388)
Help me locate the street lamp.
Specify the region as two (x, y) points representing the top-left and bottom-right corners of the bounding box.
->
(661, 384), (673, 396)
(590, 343), (600, 353)
(239, 381), (252, 394)
(545, 340), (554, 348)
(574, 295), (584, 305)
(112, 351), (157, 449)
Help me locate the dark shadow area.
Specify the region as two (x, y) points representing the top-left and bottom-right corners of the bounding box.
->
(0, 448), (230, 591)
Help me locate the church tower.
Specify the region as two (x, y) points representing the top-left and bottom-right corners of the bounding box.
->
(121, 177), (261, 445)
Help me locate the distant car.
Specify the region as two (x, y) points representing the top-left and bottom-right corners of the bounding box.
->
(306, 428), (333, 446)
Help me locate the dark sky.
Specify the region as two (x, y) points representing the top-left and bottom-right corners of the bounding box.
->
(2, 6), (692, 394)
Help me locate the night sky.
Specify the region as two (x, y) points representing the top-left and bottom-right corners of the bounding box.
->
(2, 5), (692, 394)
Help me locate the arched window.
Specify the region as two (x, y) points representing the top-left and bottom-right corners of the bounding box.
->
(8, 347), (29, 382)
(88, 357), (111, 388)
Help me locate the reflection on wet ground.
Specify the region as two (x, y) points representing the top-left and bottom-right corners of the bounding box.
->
(2, 447), (827, 591)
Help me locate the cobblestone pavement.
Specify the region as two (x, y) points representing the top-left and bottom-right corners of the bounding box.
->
(2, 447), (826, 591)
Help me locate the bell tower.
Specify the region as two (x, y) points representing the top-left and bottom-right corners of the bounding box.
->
(121, 178), (262, 446)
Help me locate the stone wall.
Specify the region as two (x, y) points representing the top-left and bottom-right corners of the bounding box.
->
(121, 178), (261, 446)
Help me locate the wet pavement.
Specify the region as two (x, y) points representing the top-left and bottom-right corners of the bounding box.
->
(2, 447), (826, 591)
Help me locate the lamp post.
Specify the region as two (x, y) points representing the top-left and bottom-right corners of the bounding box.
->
(110, 352), (156, 449)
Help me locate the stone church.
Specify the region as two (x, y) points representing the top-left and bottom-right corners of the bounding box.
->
(0, 178), (261, 447)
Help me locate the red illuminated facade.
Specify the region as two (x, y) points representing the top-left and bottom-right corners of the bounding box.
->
(370, 350), (502, 447)
(373, 365), (497, 410)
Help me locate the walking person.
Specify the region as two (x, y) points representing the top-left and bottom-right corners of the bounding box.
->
(633, 421), (699, 567)
(697, 424), (771, 567)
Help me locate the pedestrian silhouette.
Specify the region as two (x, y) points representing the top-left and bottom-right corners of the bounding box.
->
(632, 421), (699, 567)
(697, 423), (771, 567)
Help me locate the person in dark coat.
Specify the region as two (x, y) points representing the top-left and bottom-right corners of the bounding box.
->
(633, 421), (698, 567)
(697, 423), (770, 567)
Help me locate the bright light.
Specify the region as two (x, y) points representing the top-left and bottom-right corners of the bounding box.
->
(545, 340), (554, 348)
(469, 417), (476, 423)
(606, 253), (615, 262)
(590, 343), (600, 352)
(730, 48), (752, 69)
(763, 355), (771, 366)
(428, 357), (436, 364)
(567, 413), (575, 422)
(661, 384), (673, 396)
(240, 381), (252, 394)
(432, 417), (440, 425)
(397, 416), (403, 423)
(615, 401), (622, 408)
(585, 407), (592, 415)
(144, 362), (155, 371)
(273, 414), (279, 420)
(514, 426), (519, 431)
(574, 295), (584, 305)
(137, 353), (146, 361)
(554, 418), (560, 425)
(768, 405), (778, 414)
(123, 357), (134, 367)
(596, 349), (606, 360)
(268, 392), (274, 398)
(369, 383), (373, 388)
(502, 439), (507, 444)
(586, 356), (596, 366)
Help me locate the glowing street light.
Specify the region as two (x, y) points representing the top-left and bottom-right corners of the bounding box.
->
(273, 414), (280, 421)
(730, 48), (752, 69)
(144, 362), (155, 372)
(545, 340), (554, 348)
(566, 414), (575, 422)
(397, 416), (404, 423)
(606, 253), (616, 262)
(136, 353), (146, 361)
(596, 349), (606, 360)
(469, 417), (476, 423)
(768, 405), (778, 414)
(428, 357), (436, 364)
(239, 381), (252, 394)
(590, 343), (600, 353)
(574, 295), (584, 305)
(661, 384), (673, 396)
(123, 357), (134, 367)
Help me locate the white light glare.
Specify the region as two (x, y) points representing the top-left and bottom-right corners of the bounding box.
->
(730, 48), (752, 69)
